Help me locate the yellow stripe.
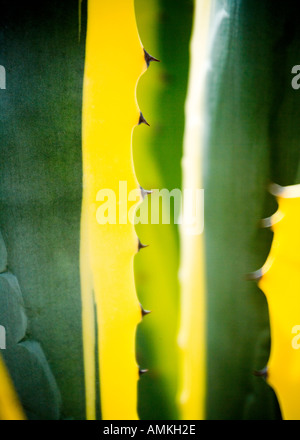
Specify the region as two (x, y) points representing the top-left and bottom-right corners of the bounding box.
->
(81, 0), (147, 420)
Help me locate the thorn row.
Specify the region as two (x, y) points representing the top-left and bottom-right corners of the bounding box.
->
(137, 54), (152, 381)
(135, 46), (156, 388)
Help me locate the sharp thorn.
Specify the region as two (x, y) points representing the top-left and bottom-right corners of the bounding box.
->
(139, 368), (149, 377)
(253, 366), (268, 380)
(268, 183), (285, 197)
(144, 48), (160, 68)
(245, 268), (263, 281)
(138, 112), (150, 126)
(140, 304), (151, 317)
(138, 239), (149, 251)
(260, 216), (273, 228)
(140, 186), (153, 199)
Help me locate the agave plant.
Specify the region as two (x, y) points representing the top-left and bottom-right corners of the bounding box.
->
(1, 0), (300, 421)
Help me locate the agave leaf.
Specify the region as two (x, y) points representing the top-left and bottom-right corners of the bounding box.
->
(203, 0), (300, 419)
(0, 0), (87, 419)
(134, 0), (193, 420)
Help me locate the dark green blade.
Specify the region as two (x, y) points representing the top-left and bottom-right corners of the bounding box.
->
(0, 0), (87, 419)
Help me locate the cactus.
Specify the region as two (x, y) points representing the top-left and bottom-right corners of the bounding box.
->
(251, 184), (300, 420)
(81, 0), (157, 420)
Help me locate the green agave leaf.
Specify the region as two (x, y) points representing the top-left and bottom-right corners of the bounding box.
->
(0, 0), (87, 419)
(134, 0), (193, 420)
(203, 0), (300, 420)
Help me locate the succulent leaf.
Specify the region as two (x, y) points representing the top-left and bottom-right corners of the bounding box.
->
(81, 0), (150, 420)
